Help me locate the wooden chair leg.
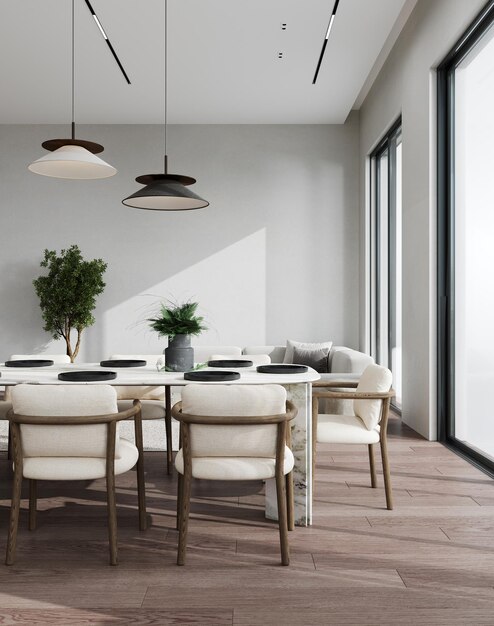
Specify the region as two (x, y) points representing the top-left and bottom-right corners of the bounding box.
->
(165, 387), (173, 475)
(133, 407), (147, 531)
(380, 436), (393, 510)
(177, 472), (191, 566)
(286, 471), (294, 531)
(176, 472), (183, 531)
(7, 423), (12, 461)
(29, 479), (37, 531)
(5, 467), (22, 565)
(106, 469), (118, 565)
(311, 396), (318, 496)
(368, 444), (377, 488)
(275, 469), (290, 566)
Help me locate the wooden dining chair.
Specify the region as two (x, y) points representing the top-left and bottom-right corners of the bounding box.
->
(6, 384), (146, 566)
(172, 384), (297, 566)
(312, 364), (395, 509)
(2, 355), (73, 454)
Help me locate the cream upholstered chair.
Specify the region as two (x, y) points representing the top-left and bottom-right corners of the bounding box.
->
(2, 355), (73, 452)
(6, 384), (146, 566)
(172, 384), (297, 566)
(312, 364), (395, 509)
(109, 354), (172, 473)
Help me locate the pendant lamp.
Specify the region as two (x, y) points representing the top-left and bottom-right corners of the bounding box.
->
(122, 0), (208, 210)
(29, 0), (116, 179)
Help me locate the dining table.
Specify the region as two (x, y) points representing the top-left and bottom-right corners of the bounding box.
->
(0, 360), (326, 526)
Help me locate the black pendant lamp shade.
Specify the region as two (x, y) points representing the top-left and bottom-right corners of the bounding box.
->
(122, 158), (208, 210)
(122, 0), (208, 211)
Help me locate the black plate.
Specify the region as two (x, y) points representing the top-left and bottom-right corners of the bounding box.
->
(58, 371), (117, 382)
(5, 359), (54, 368)
(184, 371), (240, 382)
(207, 359), (253, 368)
(257, 364), (308, 374)
(100, 359), (147, 368)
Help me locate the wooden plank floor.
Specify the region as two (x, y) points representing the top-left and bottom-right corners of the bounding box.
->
(0, 416), (493, 624)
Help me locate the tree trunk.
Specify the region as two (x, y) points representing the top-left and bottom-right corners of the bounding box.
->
(72, 328), (83, 362)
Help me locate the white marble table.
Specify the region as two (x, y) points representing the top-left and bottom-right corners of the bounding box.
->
(0, 362), (320, 526)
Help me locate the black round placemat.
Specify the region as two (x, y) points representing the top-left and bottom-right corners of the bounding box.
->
(207, 359), (253, 368)
(100, 359), (147, 368)
(184, 371), (240, 382)
(58, 371), (117, 382)
(5, 359), (54, 368)
(257, 364), (308, 374)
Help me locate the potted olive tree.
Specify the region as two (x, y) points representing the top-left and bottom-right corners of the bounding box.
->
(33, 245), (107, 362)
(148, 300), (207, 371)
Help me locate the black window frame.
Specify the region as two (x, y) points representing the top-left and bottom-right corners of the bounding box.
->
(437, 0), (494, 475)
(369, 117), (402, 411)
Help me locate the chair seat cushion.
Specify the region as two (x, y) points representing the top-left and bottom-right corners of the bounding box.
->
(22, 439), (139, 481)
(117, 399), (165, 420)
(317, 414), (381, 444)
(175, 445), (294, 480)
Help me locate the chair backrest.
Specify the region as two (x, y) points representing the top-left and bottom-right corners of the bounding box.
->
(10, 354), (71, 364)
(353, 365), (393, 430)
(180, 384), (287, 458)
(11, 384), (120, 458)
(209, 354), (271, 365)
(110, 355), (165, 400)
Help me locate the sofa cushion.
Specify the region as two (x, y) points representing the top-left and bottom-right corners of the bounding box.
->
(242, 346), (286, 362)
(330, 348), (374, 374)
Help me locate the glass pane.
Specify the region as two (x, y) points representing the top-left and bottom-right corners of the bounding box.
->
(454, 23), (494, 461)
(390, 135), (402, 407)
(377, 150), (389, 368)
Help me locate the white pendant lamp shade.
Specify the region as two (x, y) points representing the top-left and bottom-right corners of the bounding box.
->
(29, 0), (120, 181)
(28, 145), (117, 179)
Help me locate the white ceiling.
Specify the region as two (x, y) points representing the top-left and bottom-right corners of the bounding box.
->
(0, 0), (410, 124)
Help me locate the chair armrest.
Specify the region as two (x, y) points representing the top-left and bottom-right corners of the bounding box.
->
(8, 399), (142, 425)
(312, 380), (358, 389)
(313, 390), (395, 401)
(172, 400), (298, 425)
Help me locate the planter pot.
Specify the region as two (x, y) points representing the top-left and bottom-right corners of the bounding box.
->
(164, 334), (194, 372)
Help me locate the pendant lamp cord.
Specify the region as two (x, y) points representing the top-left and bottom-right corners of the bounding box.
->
(164, 0), (168, 173)
(71, 0), (75, 139)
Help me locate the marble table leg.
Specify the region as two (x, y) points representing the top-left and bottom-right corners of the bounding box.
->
(265, 382), (312, 526)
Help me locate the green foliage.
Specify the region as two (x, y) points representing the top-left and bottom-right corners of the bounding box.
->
(33, 245), (107, 361)
(148, 300), (207, 340)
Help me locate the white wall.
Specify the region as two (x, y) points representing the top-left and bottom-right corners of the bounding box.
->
(358, 0), (486, 439)
(0, 118), (359, 360)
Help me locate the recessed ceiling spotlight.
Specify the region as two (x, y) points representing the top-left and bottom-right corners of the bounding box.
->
(312, 0), (340, 84)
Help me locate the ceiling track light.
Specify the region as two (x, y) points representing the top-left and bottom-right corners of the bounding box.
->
(312, 0), (340, 85)
(122, 0), (208, 211)
(83, 0), (131, 84)
(29, 0), (122, 179)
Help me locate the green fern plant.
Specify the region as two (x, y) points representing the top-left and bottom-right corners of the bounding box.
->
(148, 300), (207, 340)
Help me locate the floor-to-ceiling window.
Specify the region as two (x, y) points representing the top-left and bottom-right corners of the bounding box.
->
(369, 119), (402, 409)
(438, 1), (494, 472)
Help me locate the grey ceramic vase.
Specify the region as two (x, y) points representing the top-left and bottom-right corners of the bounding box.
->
(164, 334), (194, 372)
